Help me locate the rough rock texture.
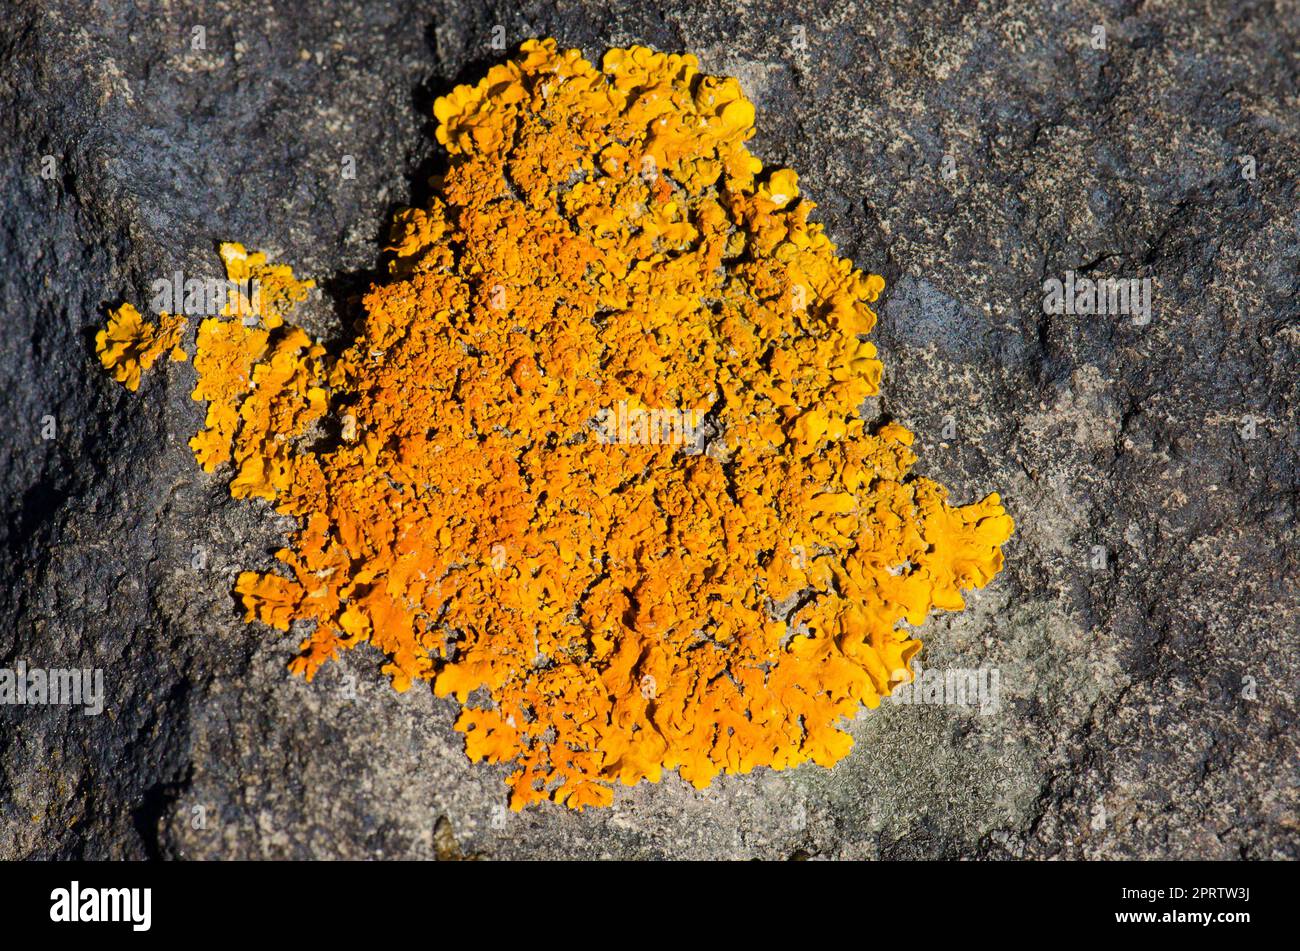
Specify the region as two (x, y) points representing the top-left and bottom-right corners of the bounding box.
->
(1, 0), (1295, 859)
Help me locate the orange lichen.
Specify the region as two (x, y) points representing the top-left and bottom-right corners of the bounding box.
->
(98, 39), (1014, 810)
(95, 303), (186, 391)
(217, 241), (316, 328)
(175, 245), (319, 478)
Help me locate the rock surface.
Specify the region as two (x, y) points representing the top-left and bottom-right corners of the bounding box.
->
(1, 0), (1295, 859)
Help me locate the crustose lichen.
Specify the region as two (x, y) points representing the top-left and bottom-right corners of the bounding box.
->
(97, 39), (1014, 810)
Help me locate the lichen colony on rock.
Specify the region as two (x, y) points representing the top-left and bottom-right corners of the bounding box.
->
(96, 39), (1014, 810)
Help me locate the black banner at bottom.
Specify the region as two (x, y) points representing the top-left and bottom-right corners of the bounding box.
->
(0, 859), (1280, 939)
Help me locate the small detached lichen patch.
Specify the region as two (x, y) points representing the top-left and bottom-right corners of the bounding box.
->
(95, 302), (186, 391)
(96, 39), (1014, 810)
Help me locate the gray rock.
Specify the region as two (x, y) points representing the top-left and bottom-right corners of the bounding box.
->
(1, 0), (1295, 859)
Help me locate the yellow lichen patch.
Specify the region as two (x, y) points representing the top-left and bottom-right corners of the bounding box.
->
(188, 317), (269, 471)
(187, 259), (325, 501)
(228, 333), (328, 501)
(106, 40), (1014, 811)
(95, 303), (186, 392)
(218, 241), (316, 328)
